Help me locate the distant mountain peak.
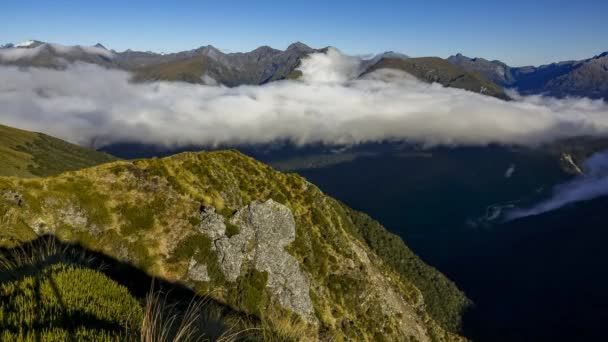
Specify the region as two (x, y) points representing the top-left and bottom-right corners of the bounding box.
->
(197, 45), (224, 61)
(94, 43), (107, 50)
(596, 51), (608, 58)
(15, 40), (37, 48)
(13, 40), (45, 48)
(252, 45), (279, 53)
(287, 41), (312, 51)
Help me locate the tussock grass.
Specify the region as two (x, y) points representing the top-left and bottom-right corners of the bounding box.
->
(141, 282), (252, 342)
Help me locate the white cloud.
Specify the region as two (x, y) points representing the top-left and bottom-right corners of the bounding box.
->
(0, 44), (46, 61)
(506, 151), (608, 219)
(1, 48), (608, 150)
(0, 43), (113, 63)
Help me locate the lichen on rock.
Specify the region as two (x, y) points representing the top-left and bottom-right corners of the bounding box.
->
(198, 199), (315, 322)
(187, 258), (210, 282)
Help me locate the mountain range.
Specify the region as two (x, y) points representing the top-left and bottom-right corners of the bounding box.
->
(448, 51), (608, 99)
(2, 38), (608, 341)
(6, 40), (606, 100)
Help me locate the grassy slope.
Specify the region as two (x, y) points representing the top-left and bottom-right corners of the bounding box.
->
(132, 56), (215, 84)
(367, 57), (510, 100)
(0, 124), (116, 178)
(132, 56), (258, 86)
(0, 262), (142, 341)
(0, 150), (467, 341)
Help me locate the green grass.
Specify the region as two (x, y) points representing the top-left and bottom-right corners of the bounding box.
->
(0, 124), (116, 178)
(0, 263), (142, 340)
(117, 198), (166, 236)
(133, 56), (212, 84)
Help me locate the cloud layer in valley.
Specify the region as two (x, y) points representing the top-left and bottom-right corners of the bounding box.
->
(506, 151), (608, 219)
(1, 48), (608, 149)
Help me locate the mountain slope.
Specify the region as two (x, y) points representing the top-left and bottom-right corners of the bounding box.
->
(448, 52), (608, 99)
(447, 53), (516, 86)
(0, 149), (467, 341)
(131, 42), (320, 86)
(365, 57), (510, 100)
(543, 52), (608, 98)
(0, 124), (116, 178)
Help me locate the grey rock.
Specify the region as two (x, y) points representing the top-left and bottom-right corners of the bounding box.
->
(1, 190), (23, 206)
(59, 205), (88, 228)
(188, 258), (211, 282)
(198, 199), (315, 322)
(197, 206), (226, 240)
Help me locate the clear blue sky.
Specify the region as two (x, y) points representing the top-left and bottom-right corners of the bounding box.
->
(1, 0), (606, 66)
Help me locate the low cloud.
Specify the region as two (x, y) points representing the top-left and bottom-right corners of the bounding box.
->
(506, 151), (608, 219)
(1, 48), (608, 149)
(0, 43), (113, 62)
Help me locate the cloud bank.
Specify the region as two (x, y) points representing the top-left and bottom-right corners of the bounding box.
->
(1, 48), (608, 149)
(0, 43), (113, 62)
(506, 151), (608, 219)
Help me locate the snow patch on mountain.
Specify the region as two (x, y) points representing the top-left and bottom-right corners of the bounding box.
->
(15, 40), (36, 48)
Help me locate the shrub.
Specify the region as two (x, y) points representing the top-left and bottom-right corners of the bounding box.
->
(0, 263), (142, 340)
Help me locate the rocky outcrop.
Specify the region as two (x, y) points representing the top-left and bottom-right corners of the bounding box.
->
(0, 151), (467, 341)
(187, 258), (210, 282)
(198, 199), (315, 322)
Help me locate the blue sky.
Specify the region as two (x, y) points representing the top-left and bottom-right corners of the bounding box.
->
(1, 0), (606, 66)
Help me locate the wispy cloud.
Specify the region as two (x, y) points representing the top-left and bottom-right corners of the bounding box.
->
(506, 151), (608, 219)
(1, 48), (608, 149)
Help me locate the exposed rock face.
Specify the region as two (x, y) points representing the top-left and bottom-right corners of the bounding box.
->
(198, 199), (315, 322)
(187, 258), (210, 282)
(58, 205), (88, 228)
(197, 206), (226, 240)
(1, 190), (23, 207)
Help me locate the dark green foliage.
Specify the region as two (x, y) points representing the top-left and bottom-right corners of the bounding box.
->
(117, 198), (166, 235)
(234, 269), (269, 316)
(168, 234), (225, 282)
(342, 206), (470, 332)
(187, 216), (202, 227)
(225, 222), (240, 238)
(169, 234), (212, 262)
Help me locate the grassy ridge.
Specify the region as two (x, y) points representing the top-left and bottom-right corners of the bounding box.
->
(0, 150), (467, 340)
(0, 124), (116, 178)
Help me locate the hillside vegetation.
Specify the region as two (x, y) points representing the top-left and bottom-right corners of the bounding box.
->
(0, 124), (116, 178)
(0, 149), (468, 341)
